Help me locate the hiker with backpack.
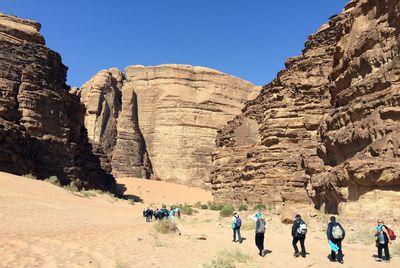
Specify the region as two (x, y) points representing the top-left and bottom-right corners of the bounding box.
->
(251, 212), (266, 256)
(231, 212), (242, 243)
(291, 214), (307, 257)
(326, 216), (345, 264)
(375, 219), (394, 262)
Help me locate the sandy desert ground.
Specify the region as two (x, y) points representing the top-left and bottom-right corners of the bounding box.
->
(0, 171), (399, 268)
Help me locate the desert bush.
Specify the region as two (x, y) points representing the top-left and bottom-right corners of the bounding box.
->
(180, 204), (193, 215)
(241, 220), (256, 231)
(238, 204), (248, 211)
(64, 181), (79, 192)
(202, 249), (255, 268)
(194, 201), (202, 208)
(23, 173), (37, 180)
(81, 190), (97, 198)
(220, 205), (235, 217)
(201, 204), (209, 209)
(154, 219), (178, 234)
(253, 204), (266, 211)
(193, 209), (199, 214)
(208, 202), (224, 211)
(44, 176), (61, 186)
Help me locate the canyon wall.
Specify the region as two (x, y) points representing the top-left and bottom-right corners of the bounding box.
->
(210, 0), (400, 213)
(0, 13), (115, 191)
(79, 64), (259, 186)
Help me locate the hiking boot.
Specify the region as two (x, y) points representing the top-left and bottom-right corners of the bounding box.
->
(338, 260), (344, 264)
(375, 257), (382, 262)
(294, 252), (300, 257)
(301, 252), (306, 258)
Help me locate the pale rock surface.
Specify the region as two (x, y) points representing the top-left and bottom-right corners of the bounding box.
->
(80, 64), (259, 185)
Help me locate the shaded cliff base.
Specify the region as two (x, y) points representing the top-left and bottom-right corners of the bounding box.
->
(1, 172), (399, 268)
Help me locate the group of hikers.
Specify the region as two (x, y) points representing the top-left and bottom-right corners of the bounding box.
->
(231, 212), (396, 264)
(143, 206), (181, 222)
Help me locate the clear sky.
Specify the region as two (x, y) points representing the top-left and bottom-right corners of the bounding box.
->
(2, 0), (349, 87)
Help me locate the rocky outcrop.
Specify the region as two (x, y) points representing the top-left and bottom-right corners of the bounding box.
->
(0, 13), (115, 191)
(310, 0), (400, 213)
(210, 0), (400, 213)
(80, 64), (259, 185)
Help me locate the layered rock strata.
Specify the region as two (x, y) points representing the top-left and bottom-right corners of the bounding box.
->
(0, 13), (115, 191)
(210, 0), (400, 213)
(80, 64), (259, 185)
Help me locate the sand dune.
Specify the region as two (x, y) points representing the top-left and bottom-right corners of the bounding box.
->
(1, 172), (399, 267)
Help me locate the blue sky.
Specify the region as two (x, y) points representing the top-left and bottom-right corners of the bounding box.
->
(2, 1), (349, 87)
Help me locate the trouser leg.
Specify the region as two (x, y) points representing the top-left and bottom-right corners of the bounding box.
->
(336, 240), (343, 262)
(378, 244), (383, 259)
(233, 229), (236, 241)
(237, 228), (242, 241)
(384, 244), (390, 260)
(292, 237), (299, 253)
(300, 237), (306, 254)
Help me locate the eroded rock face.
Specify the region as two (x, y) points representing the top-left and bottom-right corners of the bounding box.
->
(210, 0), (400, 212)
(80, 64), (259, 185)
(0, 13), (115, 191)
(310, 0), (400, 212)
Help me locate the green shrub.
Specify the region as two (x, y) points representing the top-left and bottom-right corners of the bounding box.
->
(44, 176), (61, 186)
(209, 202), (224, 211)
(220, 205), (235, 217)
(154, 219), (178, 234)
(200, 204), (209, 209)
(253, 204), (266, 211)
(238, 204), (248, 211)
(64, 181), (79, 192)
(23, 173), (37, 180)
(180, 204), (193, 215)
(202, 249), (254, 268)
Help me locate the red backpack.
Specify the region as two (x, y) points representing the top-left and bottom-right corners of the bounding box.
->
(385, 226), (396, 241)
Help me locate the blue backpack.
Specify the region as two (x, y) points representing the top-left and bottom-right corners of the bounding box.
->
(236, 217), (242, 228)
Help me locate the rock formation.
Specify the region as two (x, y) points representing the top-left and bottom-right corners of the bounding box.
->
(0, 13), (115, 191)
(79, 64), (259, 185)
(210, 0), (400, 213)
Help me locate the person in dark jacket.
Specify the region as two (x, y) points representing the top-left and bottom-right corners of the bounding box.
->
(327, 216), (345, 264)
(252, 212), (266, 256)
(375, 219), (391, 262)
(291, 214), (307, 257)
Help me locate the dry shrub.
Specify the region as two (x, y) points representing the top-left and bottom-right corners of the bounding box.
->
(154, 219), (178, 234)
(220, 205), (235, 217)
(202, 249), (256, 268)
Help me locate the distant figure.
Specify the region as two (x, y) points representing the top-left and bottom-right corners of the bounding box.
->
(231, 212), (242, 243)
(144, 207), (152, 223)
(153, 208), (159, 220)
(327, 216), (345, 264)
(175, 207), (181, 219)
(252, 212), (266, 256)
(169, 207), (175, 222)
(375, 219), (391, 262)
(291, 214), (307, 257)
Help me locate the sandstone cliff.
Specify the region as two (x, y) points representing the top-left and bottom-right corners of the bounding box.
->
(0, 13), (115, 191)
(79, 64), (259, 185)
(211, 0), (400, 213)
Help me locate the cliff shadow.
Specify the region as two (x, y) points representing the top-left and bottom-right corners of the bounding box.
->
(116, 182), (143, 202)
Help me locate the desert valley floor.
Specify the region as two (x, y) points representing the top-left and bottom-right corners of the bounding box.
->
(0, 172), (398, 268)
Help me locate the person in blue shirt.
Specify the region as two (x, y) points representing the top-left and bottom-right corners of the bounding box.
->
(375, 219), (391, 262)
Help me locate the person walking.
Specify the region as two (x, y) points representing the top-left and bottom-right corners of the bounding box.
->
(252, 212), (266, 256)
(327, 216), (345, 264)
(375, 219), (391, 262)
(231, 212), (242, 243)
(291, 214), (307, 257)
